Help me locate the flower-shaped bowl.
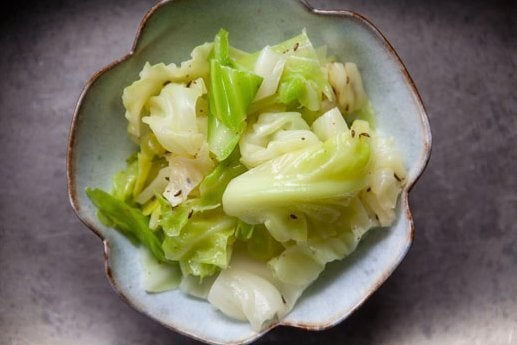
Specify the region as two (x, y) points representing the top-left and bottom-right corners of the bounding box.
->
(67, 0), (431, 343)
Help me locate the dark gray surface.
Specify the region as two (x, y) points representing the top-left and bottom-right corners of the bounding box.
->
(1, 0), (516, 344)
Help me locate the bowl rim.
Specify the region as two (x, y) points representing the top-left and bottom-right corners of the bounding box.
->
(66, 0), (432, 343)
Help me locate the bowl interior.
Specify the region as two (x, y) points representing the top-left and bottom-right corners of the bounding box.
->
(68, 0), (430, 343)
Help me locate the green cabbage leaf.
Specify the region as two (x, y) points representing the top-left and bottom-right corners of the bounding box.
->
(208, 29), (263, 161)
(223, 120), (372, 243)
(86, 188), (166, 262)
(273, 31), (332, 111)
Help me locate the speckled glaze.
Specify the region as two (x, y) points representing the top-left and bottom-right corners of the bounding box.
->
(67, 0), (431, 343)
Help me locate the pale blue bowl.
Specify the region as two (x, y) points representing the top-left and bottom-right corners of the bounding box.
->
(67, 0), (431, 343)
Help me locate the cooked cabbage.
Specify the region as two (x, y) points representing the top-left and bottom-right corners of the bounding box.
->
(253, 46), (286, 101)
(327, 62), (367, 114)
(122, 43), (213, 138)
(87, 29), (406, 332)
(360, 135), (406, 226)
(162, 142), (214, 206)
(208, 252), (287, 331)
(239, 112), (320, 168)
(208, 29), (263, 161)
(162, 207), (236, 278)
(142, 79), (207, 156)
(311, 107), (349, 141)
(223, 120), (372, 243)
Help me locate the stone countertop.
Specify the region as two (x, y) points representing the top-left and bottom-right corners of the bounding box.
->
(1, 0), (515, 344)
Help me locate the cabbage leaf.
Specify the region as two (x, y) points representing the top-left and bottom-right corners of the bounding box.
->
(327, 62), (367, 114)
(197, 151), (247, 209)
(208, 29), (263, 160)
(162, 208), (236, 278)
(112, 156), (137, 201)
(239, 112), (320, 168)
(208, 252), (286, 330)
(86, 188), (166, 262)
(122, 42), (213, 138)
(162, 143), (214, 206)
(359, 134), (406, 226)
(223, 120), (372, 243)
(142, 79), (207, 156)
(253, 46), (286, 101)
(273, 31), (331, 111)
(311, 107), (349, 141)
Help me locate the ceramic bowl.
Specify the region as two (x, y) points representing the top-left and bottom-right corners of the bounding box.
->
(67, 0), (431, 343)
